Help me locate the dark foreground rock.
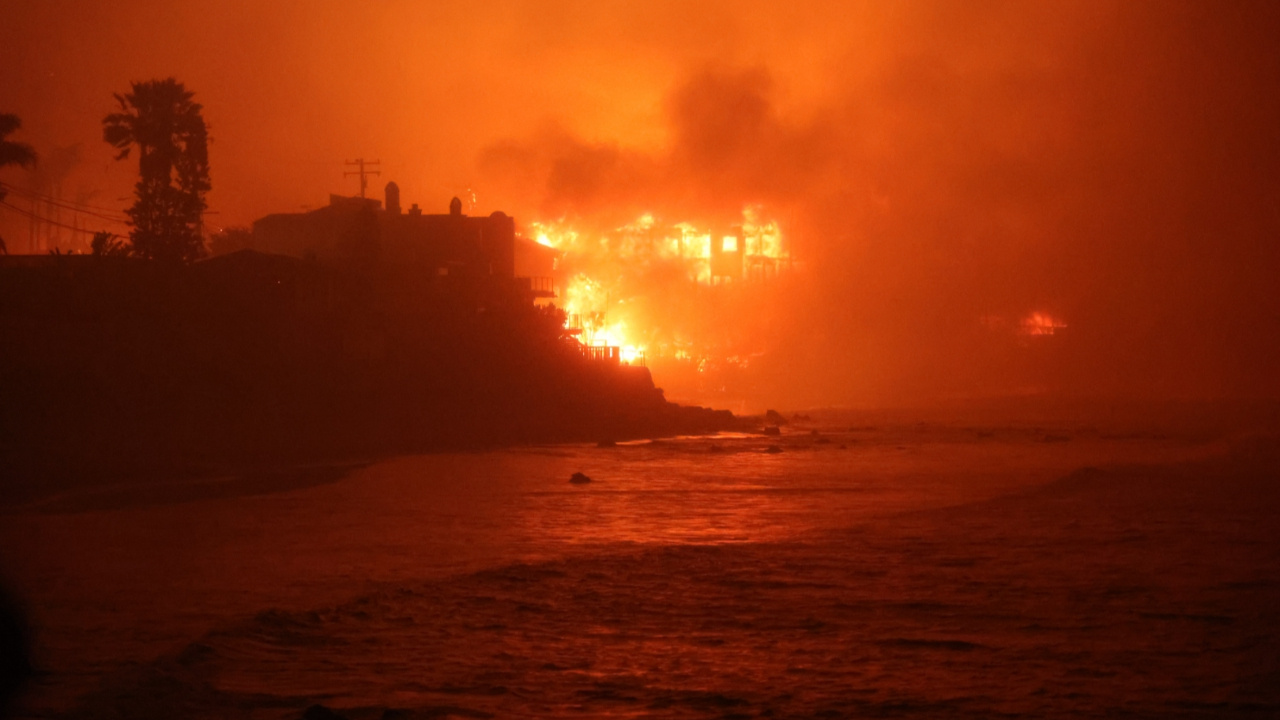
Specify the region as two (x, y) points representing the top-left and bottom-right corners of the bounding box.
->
(303, 705), (349, 720)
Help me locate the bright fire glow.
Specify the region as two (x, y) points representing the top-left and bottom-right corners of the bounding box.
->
(528, 205), (792, 368)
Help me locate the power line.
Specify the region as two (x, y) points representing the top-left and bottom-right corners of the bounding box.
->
(0, 199), (116, 237)
(0, 181), (130, 216)
(0, 182), (130, 224)
(344, 158), (380, 199)
(2, 181), (129, 221)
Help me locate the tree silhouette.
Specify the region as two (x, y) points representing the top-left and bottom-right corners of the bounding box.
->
(103, 79), (210, 262)
(0, 113), (37, 254)
(90, 231), (129, 257)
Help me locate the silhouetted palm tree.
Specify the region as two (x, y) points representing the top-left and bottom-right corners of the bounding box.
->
(0, 114), (37, 254)
(0, 114), (36, 171)
(103, 78), (210, 262)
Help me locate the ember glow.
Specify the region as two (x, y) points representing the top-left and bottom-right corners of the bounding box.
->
(1022, 312), (1066, 337)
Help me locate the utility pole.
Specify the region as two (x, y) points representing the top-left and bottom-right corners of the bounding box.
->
(344, 158), (381, 199)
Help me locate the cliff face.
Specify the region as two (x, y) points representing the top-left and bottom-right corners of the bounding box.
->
(0, 254), (739, 492)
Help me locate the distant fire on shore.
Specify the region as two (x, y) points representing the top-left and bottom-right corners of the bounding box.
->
(1021, 312), (1066, 336)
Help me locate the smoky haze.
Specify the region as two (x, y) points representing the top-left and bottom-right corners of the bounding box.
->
(486, 1), (1280, 407)
(3, 0), (1277, 408)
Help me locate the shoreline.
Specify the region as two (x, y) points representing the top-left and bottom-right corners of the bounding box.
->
(1, 402), (756, 511)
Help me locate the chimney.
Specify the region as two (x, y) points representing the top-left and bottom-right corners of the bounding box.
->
(385, 182), (401, 214)
(449, 197), (462, 216)
(408, 203), (422, 217)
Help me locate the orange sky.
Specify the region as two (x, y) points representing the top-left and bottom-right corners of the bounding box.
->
(2, 1), (873, 223)
(3, 0), (1278, 405)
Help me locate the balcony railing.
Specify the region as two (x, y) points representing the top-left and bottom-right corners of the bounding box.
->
(517, 276), (556, 297)
(576, 344), (646, 367)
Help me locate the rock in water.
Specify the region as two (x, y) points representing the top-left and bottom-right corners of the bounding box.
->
(763, 426), (782, 436)
(765, 445), (783, 454)
(303, 705), (349, 720)
(765, 409), (789, 425)
(570, 472), (592, 484)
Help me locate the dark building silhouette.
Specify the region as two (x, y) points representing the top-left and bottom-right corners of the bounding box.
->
(384, 181), (401, 215)
(252, 194), (381, 261)
(252, 186), (515, 281)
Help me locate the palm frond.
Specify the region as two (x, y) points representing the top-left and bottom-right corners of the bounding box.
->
(0, 114), (21, 138)
(0, 140), (37, 169)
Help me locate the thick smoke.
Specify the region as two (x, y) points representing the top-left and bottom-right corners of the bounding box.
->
(477, 1), (1280, 407)
(479, 65), (830, 233)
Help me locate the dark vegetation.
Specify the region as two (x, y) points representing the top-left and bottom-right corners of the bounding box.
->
(101, 78), (210, 262)
(0, 114), (38, 255)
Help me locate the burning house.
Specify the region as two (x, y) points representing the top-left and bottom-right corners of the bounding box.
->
(247, 184), (660, 361)
(246, 185), (794, 383)
(525, 205), (796, 399)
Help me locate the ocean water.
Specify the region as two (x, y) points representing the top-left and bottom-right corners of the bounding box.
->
(1, 419), (1277, 718)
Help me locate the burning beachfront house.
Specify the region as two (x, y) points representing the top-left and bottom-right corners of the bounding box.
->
(248, 183), (662, 363)
(527, 206), (795, 377)
(709, 228), (744, 284)
(710, 224), (794, 284)
(248, 185), (795, 374)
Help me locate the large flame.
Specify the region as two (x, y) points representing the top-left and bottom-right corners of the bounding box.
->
(529, 205), (792, 374)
